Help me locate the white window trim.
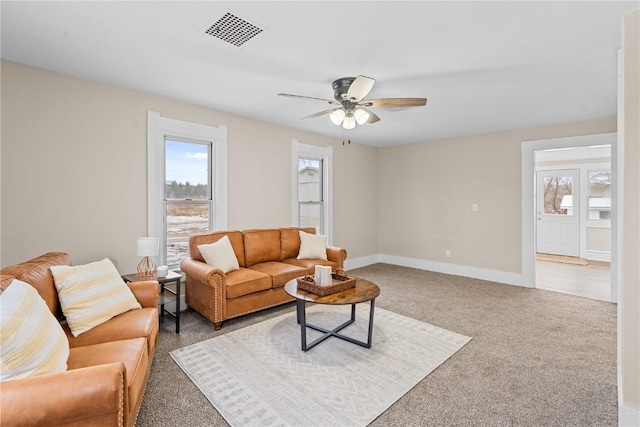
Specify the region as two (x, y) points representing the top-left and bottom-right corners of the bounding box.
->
(147, 111), (228, 265)
(291, 140), (333, 244)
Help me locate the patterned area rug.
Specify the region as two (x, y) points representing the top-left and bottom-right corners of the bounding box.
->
(170, 305), (471, 427)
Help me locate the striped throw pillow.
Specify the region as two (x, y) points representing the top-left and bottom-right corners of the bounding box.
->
(0, 279), (70, 381)
(50, 258), (142, 337)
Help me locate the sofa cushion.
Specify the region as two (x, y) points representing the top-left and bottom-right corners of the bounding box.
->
(0, 252), (71, 317)
(249, 262), (308, 288)
(63, 307), (159, 356)
(243, 229), (282, 267)
(189, 231), (246, 267)
(67, 338), (149, 420)
(225, 268), (272, 299)
(279, 227), (316, 260)
(198, 235), (240, 273)
(0, 279), (70, 381)
(50, 258), (142, 337)
(297, 230), (328, 260)
(283, 258), (338, 275)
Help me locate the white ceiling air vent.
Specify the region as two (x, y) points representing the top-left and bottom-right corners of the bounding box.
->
(205, 12), (264, 47)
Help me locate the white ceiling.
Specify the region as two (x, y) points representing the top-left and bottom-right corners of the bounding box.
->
(1, 1), (638, 147)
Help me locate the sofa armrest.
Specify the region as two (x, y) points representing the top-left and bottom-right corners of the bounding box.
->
(326, 246), (347, 269)
(180, 258), (226, 328)
(127, 281), (160, 308)
(0, 362), (125, 426)
(180, 258), (225, 287)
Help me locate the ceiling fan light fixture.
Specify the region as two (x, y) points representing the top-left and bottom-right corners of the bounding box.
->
(342, 115), (356, 130)
(353, 108), (370, 125)
(330, 108), (346, 125)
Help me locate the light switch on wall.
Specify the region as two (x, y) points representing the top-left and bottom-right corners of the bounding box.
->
(472, 203), (478, 212)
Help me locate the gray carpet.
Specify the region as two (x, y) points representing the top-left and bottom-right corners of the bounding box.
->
(137, 263), (617, 426)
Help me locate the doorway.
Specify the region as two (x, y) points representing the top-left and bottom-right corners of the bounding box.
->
(521, 132), (617, 303)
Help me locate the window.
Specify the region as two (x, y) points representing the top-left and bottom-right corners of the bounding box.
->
(148, 111), (227, 269)
(587, 170), (611, 220)
(298, 158), (323, 230)
(165, 139), (212, 267)
(292, 141), (332, 241)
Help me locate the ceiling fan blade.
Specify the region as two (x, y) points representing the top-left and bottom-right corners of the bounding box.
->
(346, 75), (375, 102)
(278, 93), (339, 105)
(300, 108), (339, 120)
(361, 107), (380, 124)
(362, 98), (427, 109)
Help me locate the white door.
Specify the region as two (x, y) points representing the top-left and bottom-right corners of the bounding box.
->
(536, 169), (580, 257)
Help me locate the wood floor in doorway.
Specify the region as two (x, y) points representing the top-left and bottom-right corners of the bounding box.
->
(536, 260), (611, 302)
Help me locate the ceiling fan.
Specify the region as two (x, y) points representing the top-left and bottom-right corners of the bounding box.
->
(278, 75), (427, 130)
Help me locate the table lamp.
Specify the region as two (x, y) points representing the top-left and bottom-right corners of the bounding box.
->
(137, 237), (159, 278)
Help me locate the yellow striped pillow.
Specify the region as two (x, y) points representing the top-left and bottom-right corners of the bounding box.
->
(1, 279), (70, 381)
(50, 258), (142, 337)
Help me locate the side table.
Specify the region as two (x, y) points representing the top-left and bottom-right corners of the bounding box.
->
(122, 271), (182, 333)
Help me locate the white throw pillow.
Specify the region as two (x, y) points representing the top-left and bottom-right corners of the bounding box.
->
(297, 231), (328, 260)
(50, 258), (141, 337)
(0, 279), (70, 381)
(198, 235), (240, 273)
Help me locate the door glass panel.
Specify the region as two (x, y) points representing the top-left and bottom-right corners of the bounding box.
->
(543, 176), (574, 216)
(587, 171), (611, 220)
(298, 158), (322, 202)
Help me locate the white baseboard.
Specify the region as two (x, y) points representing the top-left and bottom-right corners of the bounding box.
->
(169, 256), (523, 312)
(344, 254), (524, 287)
(620, 405), (640, 427)
(344, 255), (381, 270)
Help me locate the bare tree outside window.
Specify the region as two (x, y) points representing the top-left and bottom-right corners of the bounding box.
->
(543, 176), (573, 215)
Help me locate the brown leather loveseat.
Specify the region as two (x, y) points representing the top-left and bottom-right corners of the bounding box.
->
(0, 252), (159, 426)
(181, 227), (347, 330)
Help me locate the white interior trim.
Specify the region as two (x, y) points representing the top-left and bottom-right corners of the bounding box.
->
(345, 254), (522, 287)
(521, 132), (617, 301)
(147, 111), (227, 264)
(291, 140), (333, 244)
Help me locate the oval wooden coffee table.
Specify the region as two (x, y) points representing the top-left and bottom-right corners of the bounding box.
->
(284, 277), (380, 352)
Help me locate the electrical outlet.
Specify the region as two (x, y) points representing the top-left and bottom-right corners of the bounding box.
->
(445, 249), (451, 258)
(472, 203), (478, 212)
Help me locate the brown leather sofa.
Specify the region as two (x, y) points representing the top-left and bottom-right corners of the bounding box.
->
(181, 227), (347, 330)
(0, 252), (159, 427)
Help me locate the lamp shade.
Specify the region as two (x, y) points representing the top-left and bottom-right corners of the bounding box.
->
(136, 237), (159, 257)
(330, 109), (346, 125)
(342, 115), (356, 130)
(353, 108), (370, 125)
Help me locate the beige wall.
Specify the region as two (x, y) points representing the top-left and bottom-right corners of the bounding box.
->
(378, 118), (617, 274)
(0, 61), (379, 272)
(587, 227), (611, 252)
(620, 10), (640, 418)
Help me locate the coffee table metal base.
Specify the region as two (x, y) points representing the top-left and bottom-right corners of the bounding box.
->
(296, 299), (376, 352)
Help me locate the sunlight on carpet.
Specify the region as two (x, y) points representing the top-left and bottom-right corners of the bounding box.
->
(170, 305), (471, 427)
